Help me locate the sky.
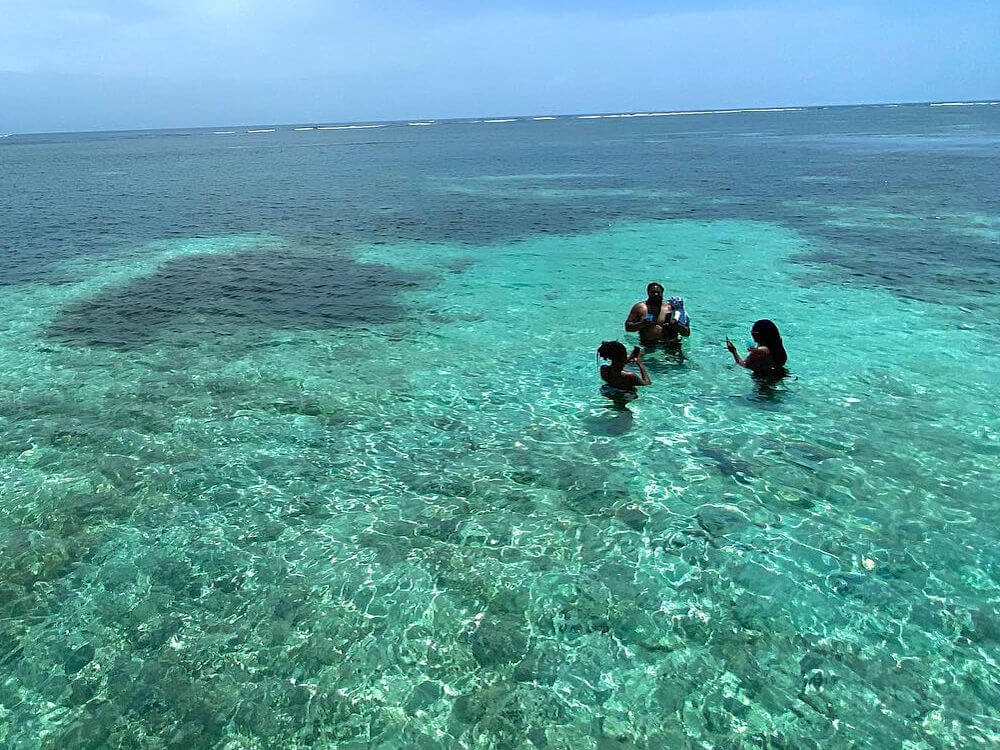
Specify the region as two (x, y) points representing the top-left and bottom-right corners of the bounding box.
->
(0, 0), (997, 133)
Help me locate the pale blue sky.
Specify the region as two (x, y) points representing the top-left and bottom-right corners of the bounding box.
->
(0, 0), (996, 133)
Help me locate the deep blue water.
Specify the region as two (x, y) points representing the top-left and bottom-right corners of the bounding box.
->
(4, 104), (998, 298)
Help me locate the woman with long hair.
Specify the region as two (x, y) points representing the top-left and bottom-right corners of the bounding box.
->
(725, 319), (787, 375)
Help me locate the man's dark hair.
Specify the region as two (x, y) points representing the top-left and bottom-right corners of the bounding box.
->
(647, 282), (664, 294)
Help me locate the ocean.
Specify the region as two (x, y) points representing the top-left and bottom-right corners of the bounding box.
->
(1, 103), (999, 747)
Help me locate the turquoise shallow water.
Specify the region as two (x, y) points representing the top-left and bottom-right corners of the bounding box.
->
(1, 105), (1000, 747)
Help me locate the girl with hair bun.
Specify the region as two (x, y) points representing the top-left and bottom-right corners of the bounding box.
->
(598, 340), (651, 399)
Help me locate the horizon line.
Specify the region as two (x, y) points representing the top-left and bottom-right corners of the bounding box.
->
(3, 97), (998, 138)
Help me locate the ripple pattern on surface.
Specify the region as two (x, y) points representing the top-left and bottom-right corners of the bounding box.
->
(2, 217), (999, 747)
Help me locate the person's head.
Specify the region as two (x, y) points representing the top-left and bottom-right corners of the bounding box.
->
(598, 340), (628, 366)
(646, 282), (664, 302)
(750, 319), (787, 365)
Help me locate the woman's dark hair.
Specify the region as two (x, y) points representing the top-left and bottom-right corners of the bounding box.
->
(751, 319), (787, 366)
(598, 340), (628, 364)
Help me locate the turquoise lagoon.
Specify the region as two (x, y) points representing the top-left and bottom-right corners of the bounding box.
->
(1, 105), (999, 747)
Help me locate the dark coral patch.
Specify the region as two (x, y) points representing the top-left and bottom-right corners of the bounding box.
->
(46, 248), (425, 349)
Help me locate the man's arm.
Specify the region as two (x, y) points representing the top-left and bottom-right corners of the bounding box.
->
(625, 302), (648, 332)
(669, 306), (690, 337)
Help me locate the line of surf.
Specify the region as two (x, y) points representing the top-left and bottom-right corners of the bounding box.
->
(317, 124), (385, 130)
(576, 107), (806, 120)
(207, 107), (811, 138)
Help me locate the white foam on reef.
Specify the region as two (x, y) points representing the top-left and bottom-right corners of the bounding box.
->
(408, 121), (435, 126)
(294, 127), (315, 131)
(930, 101), (992, 107)
(579, 109), (803, 119)
(318, 124), (384, 130)
(532, 116), (557, 120)
(213, 131), (236, 135)
(483, 118), (517, 123)
(624, 106), (804, 118)
(247, 128), (276, 133)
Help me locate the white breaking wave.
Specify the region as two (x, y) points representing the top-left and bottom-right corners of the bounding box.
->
(318, 124), (384, 130)
(247, 128), (276, 133)
(294, 127), (315, 131)
(930, 101), (991, 107)
(483, 118), (517, 123)
(578, 115), (602, 119)
(214, 131), (236, 135)
(408, 121), (435, 126)
(626, 107), (804, 118)
(532, 116), (557, 120)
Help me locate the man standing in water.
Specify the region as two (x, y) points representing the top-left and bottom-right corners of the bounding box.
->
(625, 282), (691, 346)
